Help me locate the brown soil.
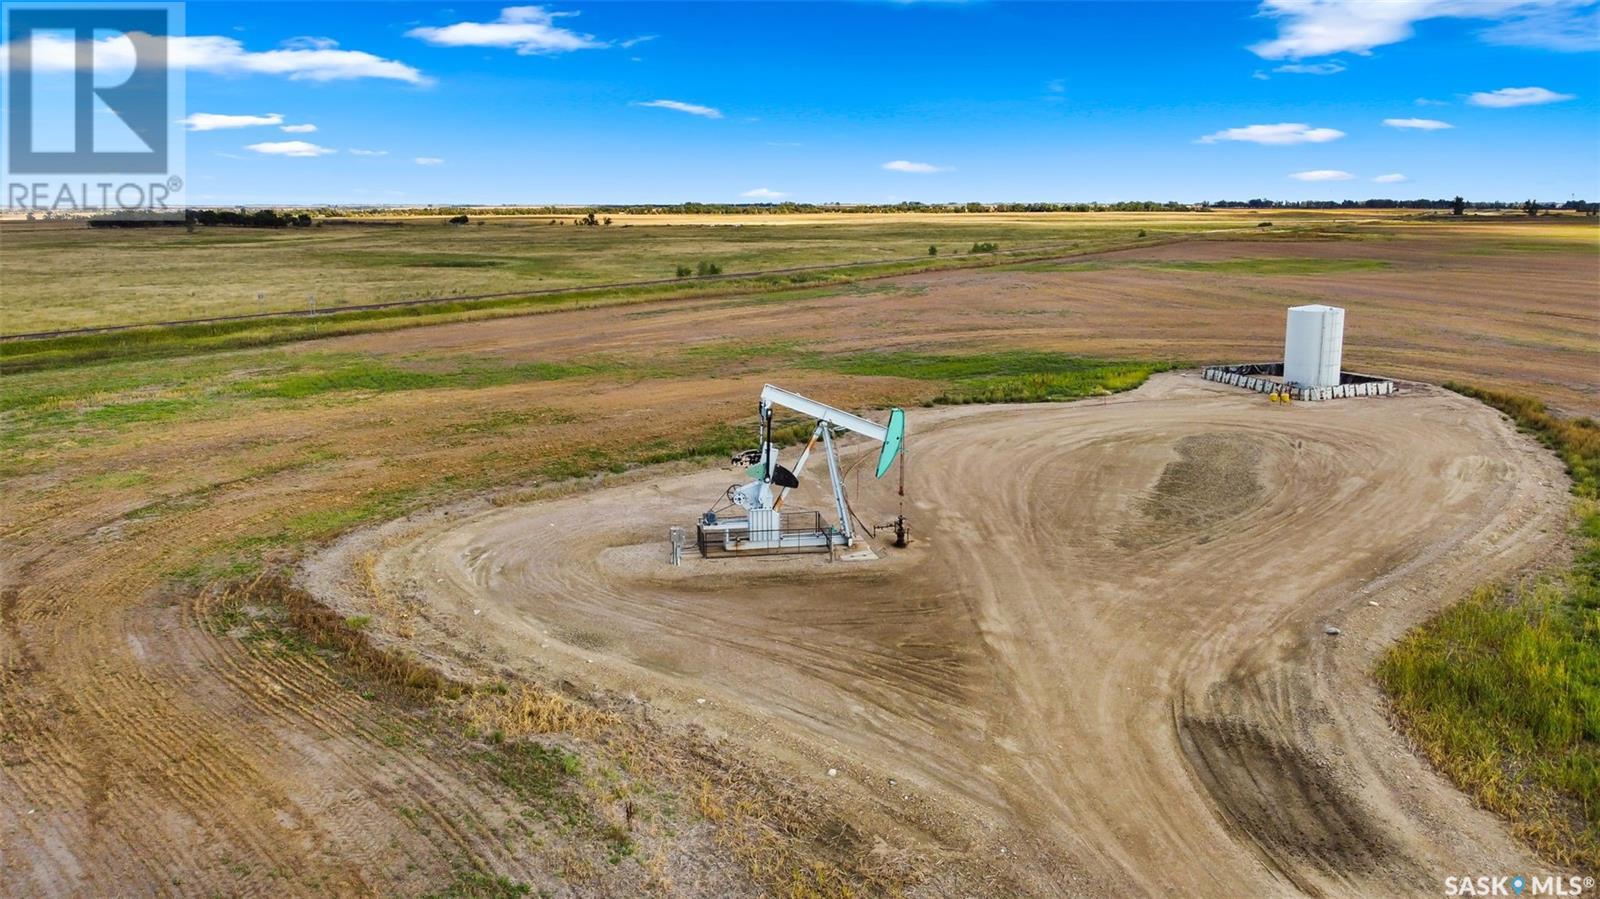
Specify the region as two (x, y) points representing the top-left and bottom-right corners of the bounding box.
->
(308, 374), (1572, 896)
(325, 228), (1600, 416)
(1118, 431), (1264, 545)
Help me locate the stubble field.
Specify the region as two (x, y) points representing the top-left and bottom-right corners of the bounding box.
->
(11, 208), (1585, 334)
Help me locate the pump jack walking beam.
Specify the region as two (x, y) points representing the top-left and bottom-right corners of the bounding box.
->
(759, 385), (888, 443)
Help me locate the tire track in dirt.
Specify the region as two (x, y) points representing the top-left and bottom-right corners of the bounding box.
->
(3, 376), (801, 896)
(338, 373), (1571, 897)
(3, 454), (534, 896)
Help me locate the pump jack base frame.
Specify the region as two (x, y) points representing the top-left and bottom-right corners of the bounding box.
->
(695, 510), (848, 557)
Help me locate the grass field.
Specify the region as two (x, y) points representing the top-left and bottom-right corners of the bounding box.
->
(4, 208), (1551, 334)
(2, 212), (1596, 895)
(0, 212), (1188, 332)
(0, 239), (1171, 372)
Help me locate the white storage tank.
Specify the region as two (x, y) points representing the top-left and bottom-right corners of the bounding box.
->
(1283, 304), (1345, 388)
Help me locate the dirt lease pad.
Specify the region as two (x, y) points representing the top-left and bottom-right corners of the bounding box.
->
(307, 373), (1572, 896)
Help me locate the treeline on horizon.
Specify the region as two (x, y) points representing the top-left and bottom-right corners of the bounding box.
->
(86, 208), (316, 229)
(318, 198), (1596, 216)
(68, 197), (1597, 228)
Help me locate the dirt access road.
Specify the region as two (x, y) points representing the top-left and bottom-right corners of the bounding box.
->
(310, 373), (1572, 896)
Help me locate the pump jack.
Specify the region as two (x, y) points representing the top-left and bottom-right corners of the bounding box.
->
(696, 385), (906, 556)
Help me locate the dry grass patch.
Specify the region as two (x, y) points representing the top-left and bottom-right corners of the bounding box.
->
(458, 684), (619, 742)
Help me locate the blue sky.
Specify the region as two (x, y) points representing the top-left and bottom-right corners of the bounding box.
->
(50, 1), (1600, 203)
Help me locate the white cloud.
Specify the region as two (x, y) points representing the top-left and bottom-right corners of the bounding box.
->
(280, 123), (318, 133)
(1273, 60), (1346, 75)
(741, 187), (787, 199)
(633, 99), (722, 119)
(1197, 123), (1345, 145)
(1468, 86), (1577, 107)
(350, 148), (389, 156)
(1481, 4), (1600, 51)
(180, 112), (283, 131)
(1415, 97), (1450, 106)
(1, 32), (426, 83)
(620, 35), (656, 48)
(281, 36), (340, 51)
(246, 140), (335, 157)
(414, 157), (445, 165)
(1374, 173), (1409, 183)
(407, 6), (605, 55)
(1251, 0), (1599, 58)
(1290, 169), (1355, 181)
(882, 160), (950, 174)
(1383, 117), (1453, 129)
(1251, 70), (1271, 80)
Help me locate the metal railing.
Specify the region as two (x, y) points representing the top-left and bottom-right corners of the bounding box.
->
(695, 510), (829, 557)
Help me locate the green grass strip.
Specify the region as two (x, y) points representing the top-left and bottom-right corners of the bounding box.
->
(1377, 384), (1600, 867)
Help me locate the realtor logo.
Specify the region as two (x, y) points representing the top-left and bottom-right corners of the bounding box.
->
(3, 2), (185, 214)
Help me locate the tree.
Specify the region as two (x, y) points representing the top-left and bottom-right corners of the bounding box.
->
(928, 245), (938, 256)
(448, 214), (469, 225)
(1523, 199), (1540, 217)
(675, 264), (692, 278)
(1451, 196), (1466, 216)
